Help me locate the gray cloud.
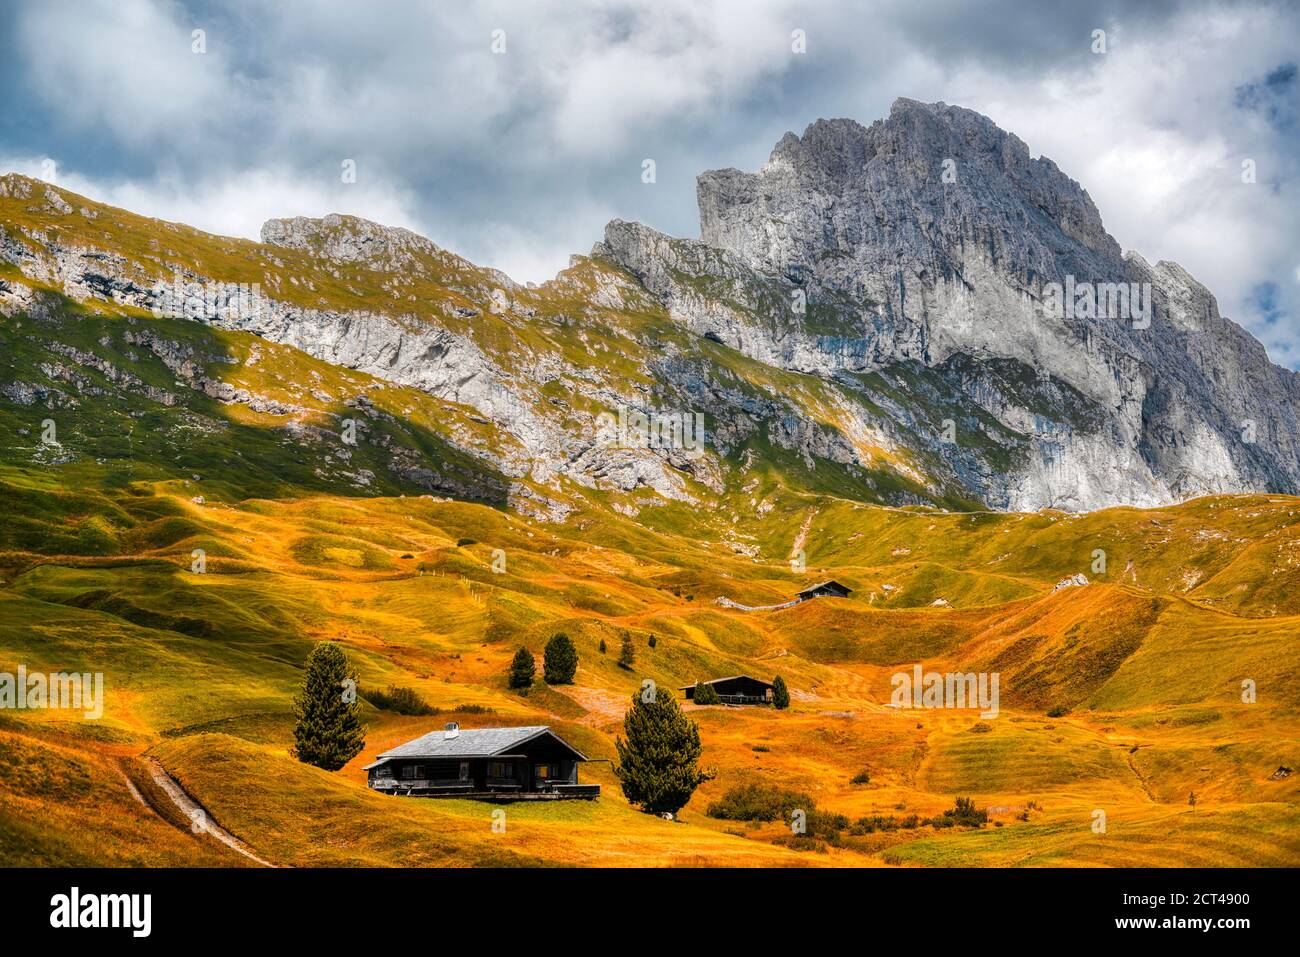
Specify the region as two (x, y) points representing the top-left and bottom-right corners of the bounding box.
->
(2, 0), (1297, 365)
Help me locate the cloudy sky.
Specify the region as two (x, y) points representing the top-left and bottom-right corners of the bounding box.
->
(3, 0), (1298, 364)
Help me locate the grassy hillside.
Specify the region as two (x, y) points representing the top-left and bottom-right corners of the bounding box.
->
(1, 457), (1296, 866)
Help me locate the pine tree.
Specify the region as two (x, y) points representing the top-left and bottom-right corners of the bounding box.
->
(599, 638), (607, 654)
(615, 688), (710, 815)
(543, 632), (578, 684)
(693, 681), (720, 705)
(618, 632), (636, 670)
(292, 642), (365, 771)
(508, 646), (535, 689)
(648, 634), (657, 649)
(772, 675), (790, 710)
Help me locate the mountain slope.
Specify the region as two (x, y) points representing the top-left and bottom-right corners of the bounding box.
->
(7, 104), (1299, 517)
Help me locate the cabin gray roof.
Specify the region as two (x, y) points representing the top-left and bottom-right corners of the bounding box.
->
(797, 579), (851, 595)
(678, 674), (773, 690)
(369, 726), (588, 765)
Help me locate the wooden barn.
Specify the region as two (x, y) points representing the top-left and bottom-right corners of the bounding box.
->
(680, 675), (775, 705)
(365, 724), (599, 799)
(797, 579), (852, 600)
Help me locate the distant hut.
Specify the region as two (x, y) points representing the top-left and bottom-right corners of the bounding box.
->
(680, 675), (775, 705)
(796, 580), (852, 601)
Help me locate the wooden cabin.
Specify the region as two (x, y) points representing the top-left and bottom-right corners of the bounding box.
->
(680, 675), (775, 705)
(365, 724), (599, 800)
(797, 579), (852, 600)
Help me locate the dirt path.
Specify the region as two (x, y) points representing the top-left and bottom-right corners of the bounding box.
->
(146, 758), (276, 867)
(715, 595), (802, 612)
(1125, 752), (1158, 804)
(117, 767), (149, 809)
(791, 509), (816, 558)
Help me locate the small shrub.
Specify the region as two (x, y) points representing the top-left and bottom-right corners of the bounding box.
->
(939, 796), (988, 827)
(850, 769), (871, 785)
(707, 783), (814, 822)
(969, 721), (993, 733)
(693, 682), (720, 705)
(456, 537), (477, 547)
(366, 685), (435, 716)
(1046, 705), (1069, 718)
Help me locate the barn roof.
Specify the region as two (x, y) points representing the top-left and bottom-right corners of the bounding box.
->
(797, 579), (852, 596)
(677, 674), (774, 691)
(366, 725), (588, 767)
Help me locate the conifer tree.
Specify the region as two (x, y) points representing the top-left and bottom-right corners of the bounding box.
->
(648, 634), (657, 649)
(543, 632), (578, 684)
(292, 642), (365, 771)
(618, 631), (636, 670)
(772, 675), (790, 709)
(599, 638), (607, 654)
(615, 688), (710, 814)
(508, 646), (536, 689)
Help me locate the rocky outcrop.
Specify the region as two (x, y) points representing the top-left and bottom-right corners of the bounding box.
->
(598, 98), (1300, 510)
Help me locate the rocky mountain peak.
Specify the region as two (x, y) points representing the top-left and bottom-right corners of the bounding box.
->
(599, 100), (1300, 511)
(698, 98), (1120, 298)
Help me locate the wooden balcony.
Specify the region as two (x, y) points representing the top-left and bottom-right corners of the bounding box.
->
(370, 778), (599, 800)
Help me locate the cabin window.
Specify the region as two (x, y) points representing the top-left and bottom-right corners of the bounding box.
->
(401, 765), (425, 780)
(534, 763), (554, 780)
(487, 761), (512, 779)
(459, 761), (470, 781)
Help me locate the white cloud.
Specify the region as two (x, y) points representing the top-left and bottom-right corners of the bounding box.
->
(18, 0), (236, 149)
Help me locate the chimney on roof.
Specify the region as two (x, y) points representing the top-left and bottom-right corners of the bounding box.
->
(444, 722), (460, 739)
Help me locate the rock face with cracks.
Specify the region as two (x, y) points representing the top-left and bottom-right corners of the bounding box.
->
(596, 98), (1300, 510)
